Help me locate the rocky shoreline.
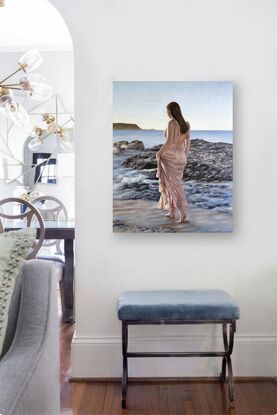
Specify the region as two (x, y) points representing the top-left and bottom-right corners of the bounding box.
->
(113, 138), (233, 213)
(115, 139), (232, 182)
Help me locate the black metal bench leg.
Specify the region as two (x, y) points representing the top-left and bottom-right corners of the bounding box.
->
(221, 321), (236, 408)
(220, 357), (227, 382)
(227, 354), (235, 408)
(227, 321), (235, 408)
(220, 323), (228, 382)
(122, 321), (128, 409)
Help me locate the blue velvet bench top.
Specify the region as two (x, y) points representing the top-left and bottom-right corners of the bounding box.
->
(117, 290), (240, 322)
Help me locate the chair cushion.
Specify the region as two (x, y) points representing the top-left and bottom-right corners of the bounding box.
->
(37, 253), (65, 265)
(117, 290), (240, 321)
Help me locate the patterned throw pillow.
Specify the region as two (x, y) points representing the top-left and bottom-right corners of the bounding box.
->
(0, 228), (36, 356)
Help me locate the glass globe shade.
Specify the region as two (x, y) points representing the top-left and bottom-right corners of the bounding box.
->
(8, 103), (30, 128)
(0, 98), (16, 117)
(30, 82), (52, 100)
(60, 136), (75, 153)
(13, 186), (29, 199)
(0, 94), (13, 108)
(19, 49), (44, 73)
(20, 74), (52, 100)
(48, 123), (58, 133)
(28, 137), (43, 151)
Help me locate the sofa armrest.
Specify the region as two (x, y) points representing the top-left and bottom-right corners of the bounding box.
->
(0, 260), (60, 415)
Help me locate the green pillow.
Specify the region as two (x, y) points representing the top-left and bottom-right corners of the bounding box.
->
(0, 228), (36, 356)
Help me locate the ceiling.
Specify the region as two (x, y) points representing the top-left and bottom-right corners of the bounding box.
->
(0, 0), (72, 51)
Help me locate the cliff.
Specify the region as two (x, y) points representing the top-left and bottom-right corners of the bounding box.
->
(113, 123), (141, 130)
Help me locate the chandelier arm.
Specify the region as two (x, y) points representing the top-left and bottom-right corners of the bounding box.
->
(0, 67), (22, 85)
(1, 150), (23, 165)
(5, 160), (47, 185)
(30, 153), (55, 191)
(57, 95), (75, 122)
(27, 96), (53, 113)
(1, 86), (22, 91)
(1, 83), (22, 87)
(7, 96), (28, 134)
(0, 130), (21, 163)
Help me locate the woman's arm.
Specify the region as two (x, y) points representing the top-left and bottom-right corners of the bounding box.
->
(156, 120), (175, 161)
(185, 123), (191, 159)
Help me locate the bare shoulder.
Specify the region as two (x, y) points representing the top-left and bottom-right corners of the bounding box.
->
(168, 119), (177, 125)
(168, 119), (178, 128)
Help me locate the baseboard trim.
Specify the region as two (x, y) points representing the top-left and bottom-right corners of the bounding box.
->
(70, 376), (276, 383)
(73, 333), (277, 345)
(72, 333), (277, 377)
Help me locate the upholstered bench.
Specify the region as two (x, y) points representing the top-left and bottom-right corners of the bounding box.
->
(117, 290), (240, 409)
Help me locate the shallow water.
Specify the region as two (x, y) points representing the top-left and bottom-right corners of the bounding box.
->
(113, 200), (232, 233)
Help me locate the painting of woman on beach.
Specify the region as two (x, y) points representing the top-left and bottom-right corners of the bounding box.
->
(113, 81), (233, 233)
(156, 102), (190, 223)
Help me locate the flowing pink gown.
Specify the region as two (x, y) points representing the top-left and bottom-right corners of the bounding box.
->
(156, 119), (189, 211)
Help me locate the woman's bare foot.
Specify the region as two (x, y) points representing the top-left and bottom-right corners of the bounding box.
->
(178, 209), (188, 223)
(165, 209), (175, 218)
(178, 215), (188, 224)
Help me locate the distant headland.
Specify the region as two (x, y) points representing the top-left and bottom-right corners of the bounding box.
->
(113, 122), (141, 130)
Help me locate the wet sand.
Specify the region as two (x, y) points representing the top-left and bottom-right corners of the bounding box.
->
(113, 199), (233, 233)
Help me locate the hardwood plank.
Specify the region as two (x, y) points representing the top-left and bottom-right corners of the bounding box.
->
(77, 383), (107, 415)
(60, 382), (86, 415)
(125, 383), (164, 415)
(158, 384), (169, 415)
(102, 383), (122, 415)
(166, 382), (188, 415)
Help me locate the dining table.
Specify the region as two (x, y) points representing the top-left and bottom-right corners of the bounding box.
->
(5, 220), (75, 323)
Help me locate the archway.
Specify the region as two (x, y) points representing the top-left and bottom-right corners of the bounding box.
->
(0, 0), (75, 218)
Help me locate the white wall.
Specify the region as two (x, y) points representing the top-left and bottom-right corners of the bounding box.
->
(52, 0), (277, 377)
(0, 51), (75, 218)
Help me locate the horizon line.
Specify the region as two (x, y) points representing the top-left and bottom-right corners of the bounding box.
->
(113, 127), (233, 132)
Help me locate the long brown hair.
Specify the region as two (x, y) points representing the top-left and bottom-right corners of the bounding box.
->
(166, 102), (189, 134)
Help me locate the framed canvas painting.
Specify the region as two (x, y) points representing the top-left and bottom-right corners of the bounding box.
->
(113, 81), (233, 233)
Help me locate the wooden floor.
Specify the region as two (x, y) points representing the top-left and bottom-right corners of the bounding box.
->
(60, 322), (277, 415)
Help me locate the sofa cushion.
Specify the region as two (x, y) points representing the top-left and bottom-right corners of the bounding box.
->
(0, 228), (36, 356)
(117, 290), (240, 321)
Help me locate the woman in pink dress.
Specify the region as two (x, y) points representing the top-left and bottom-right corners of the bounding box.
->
(156, 102), (191, 223)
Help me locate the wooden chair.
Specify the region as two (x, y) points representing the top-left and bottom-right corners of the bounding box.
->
(0, 197), (66, 321)
(31, 195), (69, 322)
(0, 197), (45, 259)
(31, 195), (68, 255)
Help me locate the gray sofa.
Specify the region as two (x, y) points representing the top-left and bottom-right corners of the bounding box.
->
(0, 260), (60, 415)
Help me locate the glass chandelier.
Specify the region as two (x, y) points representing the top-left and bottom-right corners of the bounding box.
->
(28, 110), (74, 153)
(0, 49), (52, 127)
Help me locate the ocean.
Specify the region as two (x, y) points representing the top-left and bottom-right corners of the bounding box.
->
(113, 129), (233, 148)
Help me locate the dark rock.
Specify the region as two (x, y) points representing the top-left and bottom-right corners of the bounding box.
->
(125, 140), (145, 151)
(122, 139), (233, 182)
(113, 140), (145, 152)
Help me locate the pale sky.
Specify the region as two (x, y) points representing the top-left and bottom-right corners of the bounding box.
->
(113, 81), (233, 131)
